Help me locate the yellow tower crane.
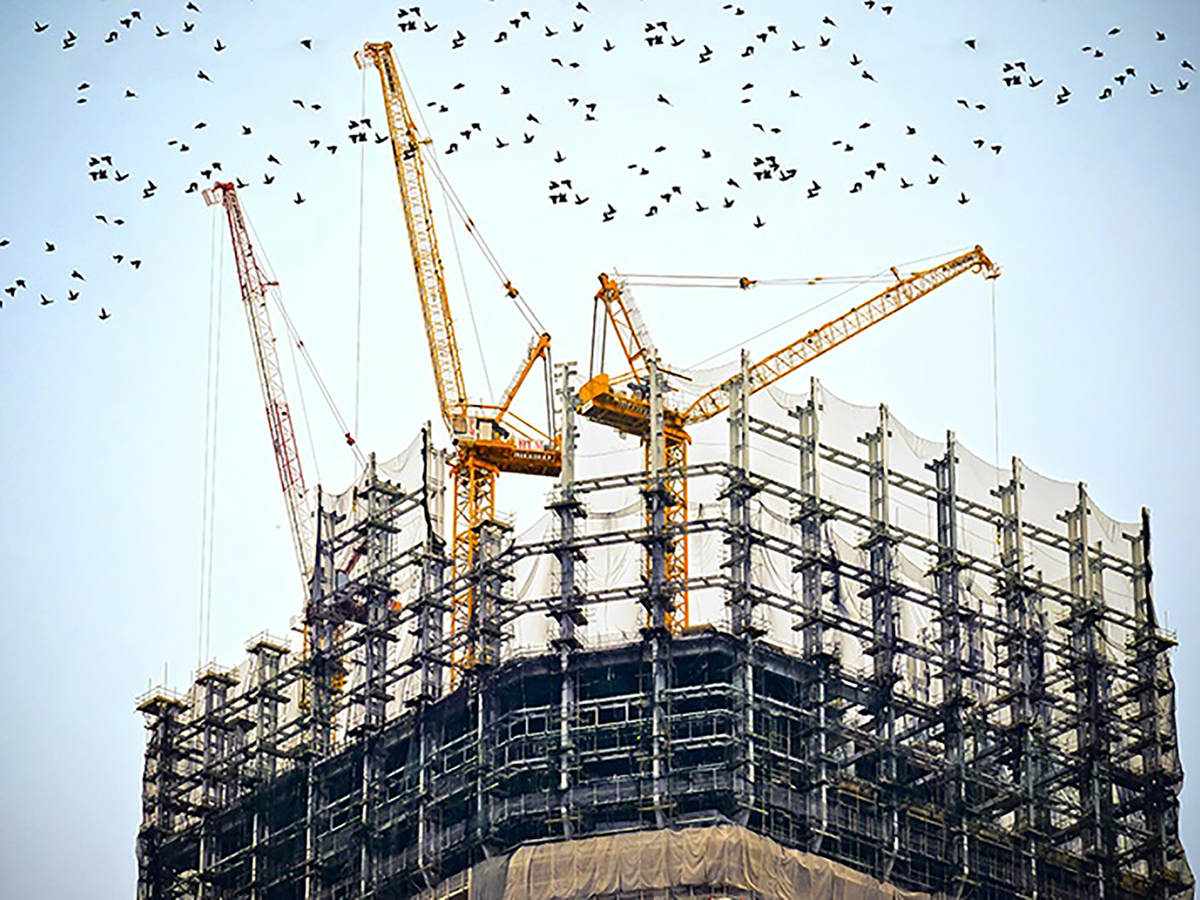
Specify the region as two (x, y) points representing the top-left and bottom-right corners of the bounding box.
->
(579, 245), (999, 633)
(356, 41), (561, 668)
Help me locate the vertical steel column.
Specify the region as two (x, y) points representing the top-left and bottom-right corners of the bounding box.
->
(725, 352), (760, 822)
(247, 637), (287, 900)
(136, 694), (186, 900)
(416, 423), (447, 886)
(305, 487), (337, 900)
(195, 667), (236, 899)
(1127, 508), (1183, 898)
(1060, 484), (1116, 897)
(643, 355), (671, 828)
(860, 405), (899, 882)
(418, 424), (447, 703)
(471, 518), (508, 853)
(550, 362), (585, 839)
(993, 458), (1044, 896)
(358, 454), (391, 897)
(928, 432), (970, 886)
(792, 378), (832, 853)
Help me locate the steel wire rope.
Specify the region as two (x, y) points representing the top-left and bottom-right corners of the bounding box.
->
(203, 223), (227, 665)
(681, 245), (979, 373)
(245, 215), (367, 470)
(623, 247), (975, 289)
(991, 278), (1001, 487)
(198, 206), (219, 671)
(443, 189), (494, 401)
(354, 64), (368, 473)
(288, 321), (322, 488)
(397, 60), (546, 337)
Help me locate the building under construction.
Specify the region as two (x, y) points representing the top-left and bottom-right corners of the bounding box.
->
(136, 368), (1191, 899)
(138, 38), (1189, 900)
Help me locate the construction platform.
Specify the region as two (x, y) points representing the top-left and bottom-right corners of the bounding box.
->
(136, 372), (1191, 899)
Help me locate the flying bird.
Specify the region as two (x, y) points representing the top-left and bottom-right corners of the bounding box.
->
(294, 192), (305, 204)
(213, 38), (226, 52)
(301, 38), (312, 49)
(99, 308), (111, 320)
(957, 191), (970, 204)
(197, 69), (212, 82)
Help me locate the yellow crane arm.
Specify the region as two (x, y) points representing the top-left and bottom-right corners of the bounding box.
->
(356, 41), (468, 433)
(591, 273), (659, 382)
(683, 245), (999, 424)
(495, 332), (552, 424)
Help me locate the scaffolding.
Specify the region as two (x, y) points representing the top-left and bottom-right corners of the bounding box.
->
(137, 369), (1190, 899)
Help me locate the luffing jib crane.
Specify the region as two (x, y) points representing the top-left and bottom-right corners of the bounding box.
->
(580, 245), (1000, 632)
(356, 41), (561, 663)
(203, 181), (315, 586)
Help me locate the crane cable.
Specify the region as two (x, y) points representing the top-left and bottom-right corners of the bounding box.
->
(245, 215), (367, 469)
(681, 246), (977, 372)
(354, 64), (367, 473)
(991, 277), (1001, 481)
(198, 207), (225, 669)
(624, 247), (977, 290)
(443, 189), (495, 400)
(397, 60), (547, 337)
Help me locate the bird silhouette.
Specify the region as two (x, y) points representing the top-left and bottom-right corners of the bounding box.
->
(213, 38), (226, 52)
(294, 192), (305, 204)
(965, 38), (976, 49)
(197, 69), (212, 82)
(45, 242), (55, 252)
(98, 308), (111, 320)
(957, 191), (970, 204)
(301, 38), (312, 49)
(34, 21), (49, 33)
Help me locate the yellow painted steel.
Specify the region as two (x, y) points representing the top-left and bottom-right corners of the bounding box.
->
(582, 247), (999, 633)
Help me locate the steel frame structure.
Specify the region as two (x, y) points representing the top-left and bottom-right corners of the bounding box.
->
(137, 373), (1189, 900)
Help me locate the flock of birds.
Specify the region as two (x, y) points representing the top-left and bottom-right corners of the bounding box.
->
(0, 1), (1194, 324)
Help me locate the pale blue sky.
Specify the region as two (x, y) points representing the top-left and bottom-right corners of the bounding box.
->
(1, 1), (1198, 896)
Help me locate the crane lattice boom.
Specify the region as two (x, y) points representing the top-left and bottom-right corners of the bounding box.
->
(684, 245), (998, 423)
(356, 41), (468, 435)
(203, 182), (313, 583)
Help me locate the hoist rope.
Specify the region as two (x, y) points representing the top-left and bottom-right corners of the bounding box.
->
(991, 278), (1001, 480)
(397, 59), (546, 337)
(246, 215), (367, 469)
(354, 64), (368, 472)
(198, 207), (218, 672)
(288, 327), (322, 487)
(198, 214), (225, 668)
(684, 275), (877, 371)
(679, 246), (978, 372)
(443, 190), (494, 400)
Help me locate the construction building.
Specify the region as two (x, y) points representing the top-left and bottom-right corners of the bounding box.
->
(136, 369), (1191, 899)
(137, 39), (1190, 900)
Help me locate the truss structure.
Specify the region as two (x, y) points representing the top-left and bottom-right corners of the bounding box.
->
(137, 371), (1190, 900)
